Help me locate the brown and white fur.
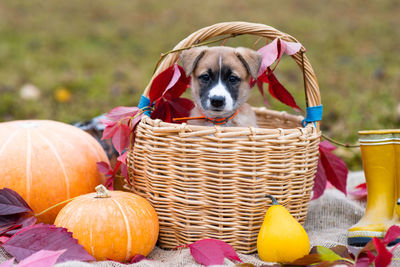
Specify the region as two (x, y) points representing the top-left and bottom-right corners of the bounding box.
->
(180, 46), (262, 127)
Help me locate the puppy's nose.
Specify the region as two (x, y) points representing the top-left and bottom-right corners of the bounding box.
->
(210, 96), (225, 108)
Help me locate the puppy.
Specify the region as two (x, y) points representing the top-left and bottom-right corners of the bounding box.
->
(180, 46), (262, 127)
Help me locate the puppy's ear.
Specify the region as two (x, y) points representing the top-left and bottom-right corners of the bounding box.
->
(235, 47), (262, 79)
(180, 46), (207, 76)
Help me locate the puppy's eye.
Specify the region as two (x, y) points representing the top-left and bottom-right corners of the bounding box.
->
(228, 75), (240, 84)
(198, 74), (210, 83)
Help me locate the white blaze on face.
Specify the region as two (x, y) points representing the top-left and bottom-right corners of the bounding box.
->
(207, 56), (234, 111)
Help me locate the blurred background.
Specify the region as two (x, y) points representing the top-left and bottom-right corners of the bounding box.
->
(0, 0), (399, 169)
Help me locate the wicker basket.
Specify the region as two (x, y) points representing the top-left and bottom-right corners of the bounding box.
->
(125, 22), (321, 254)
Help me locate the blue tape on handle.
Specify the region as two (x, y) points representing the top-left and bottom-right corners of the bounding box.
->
(138, 95), (152, 116)
(301, 105), (323, 127)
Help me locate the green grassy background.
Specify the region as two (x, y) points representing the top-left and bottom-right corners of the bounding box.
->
(0, 0), (399, 169)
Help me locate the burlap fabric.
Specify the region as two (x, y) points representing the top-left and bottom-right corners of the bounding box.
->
(3, 171), (396, 267)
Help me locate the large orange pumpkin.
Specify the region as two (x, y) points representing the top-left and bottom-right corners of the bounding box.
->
(54, 185), (159, 262)
(0, 120), (108, 223)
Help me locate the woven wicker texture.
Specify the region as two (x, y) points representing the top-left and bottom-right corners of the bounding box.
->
(126, 22), (321, 254)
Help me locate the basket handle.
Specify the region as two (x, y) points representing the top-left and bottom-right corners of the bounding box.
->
(143, 21), (321, 116)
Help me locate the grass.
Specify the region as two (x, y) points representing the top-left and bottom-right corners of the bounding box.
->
(0, 0), (399, 169)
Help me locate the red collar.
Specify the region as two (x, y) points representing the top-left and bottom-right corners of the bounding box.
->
(173, 110), (238, 125)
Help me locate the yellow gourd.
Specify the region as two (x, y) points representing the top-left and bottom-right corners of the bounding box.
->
(257, 194), (310, 263)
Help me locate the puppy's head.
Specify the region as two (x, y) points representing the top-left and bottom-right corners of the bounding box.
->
(181, 46), (262, 117)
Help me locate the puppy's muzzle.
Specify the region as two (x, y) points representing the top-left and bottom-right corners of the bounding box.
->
(210, 95), (225, 110)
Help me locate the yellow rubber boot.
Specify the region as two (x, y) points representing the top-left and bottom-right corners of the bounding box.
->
(393, 131), (400, 237)
(348, 130), (397, 246)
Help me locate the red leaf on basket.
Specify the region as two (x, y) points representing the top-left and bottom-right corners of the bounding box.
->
(349, 183), (367, 200)
(188, 239), (242, 266)
(253, 38), (302, 111)
(149, 64), (191, 103)
(100, 119), (119, 140)
(267, 69), (301, 111)
(0, 188), (32, 216)
(16, 249), (66, 267)
(112, 123), (131, 154)
(151, 96), (194, 123)
(2, 224), (94, 263)
(117, 152), (129, 179)
(249, 77), (270, 107)
(313, 140), (348, 198)
(96, 161), (111, 174)
(105, 106), (141, 121)
(258, 38), (284, 75)
(372, 237), (392, 267)
(97, 161), (122, 190)
(250, 68), (300, 111)
(257, 38), (302, 75)
(100, 106), (144, 152)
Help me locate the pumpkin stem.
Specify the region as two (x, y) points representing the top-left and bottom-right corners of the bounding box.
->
(265, 194), (279, 205)
(95, 184), (111, 198)
(34, 195), (80, 217)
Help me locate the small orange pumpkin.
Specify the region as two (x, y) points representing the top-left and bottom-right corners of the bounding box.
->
(0, 120), (108, 223)
(54, 185), (159, 262)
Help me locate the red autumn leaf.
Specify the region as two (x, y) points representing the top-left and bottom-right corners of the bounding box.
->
(249, 77), (270, 107)
(0, 259), (13, 267)
(130, 254), (148, 263)
(97, 161), (122, 190)
(151, 97), (194, 123)
(349, 183), (367, 200)
(258, 38), (284, 75)
(0, 189), (35, 236)
(355, 255), (371, 267)
(318, 140), (348, 196)
(0, 224), (21, 236)
(149, 64), (190, 103)
(100, 119), (119, 140)
(163, 64), (181, 94)
(117, 152), (129, 181)
(383, 225), (400, 245)
(0, 236), (10, 244)
(284, 40), (303, 56)
(2, 224), (94, 263)
(149, 65), (175, 103)
(290, 254), (323, 265)
(111, 123), (131, 154)
(372, 237), (392, 267)
(151, 98), (171, 122)
(0, 188), (32, 216)
(266, 70), (301, 111)
(366, 250), (376, 262)
(188, 239), (242, 266)
(127, 112), (144, 134)
(167, 66), (191, 100)
(96, 161), (111, 175)
(257, 38), (302, 75)
(0, 215), (19, 230)
(312, 158), (327, 200)
(5, 216), (37, 236)
(17, 249), (66, 267)
(105, 106), (140, 121)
